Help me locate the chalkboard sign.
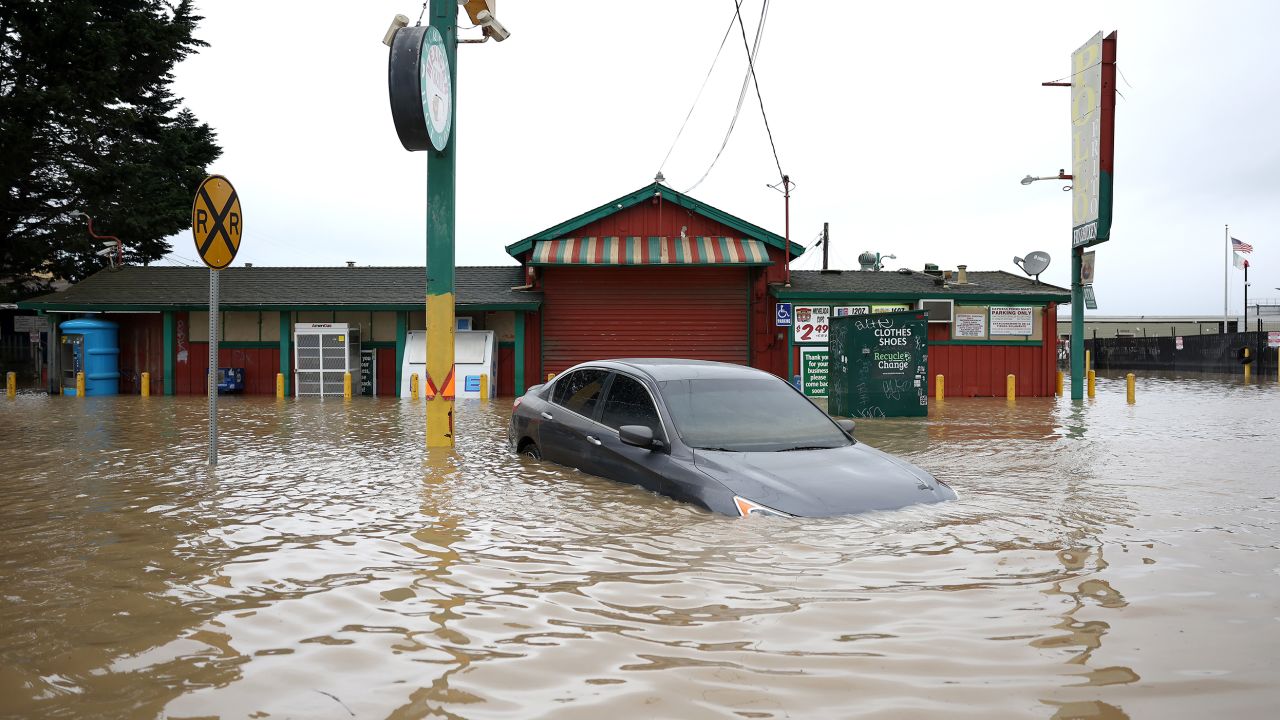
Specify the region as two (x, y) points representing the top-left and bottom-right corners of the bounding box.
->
(359, 349), (376, 396)
(829, 310), (929, 418)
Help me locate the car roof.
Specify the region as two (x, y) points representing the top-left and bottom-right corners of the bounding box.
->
(582, 359), (779, 382)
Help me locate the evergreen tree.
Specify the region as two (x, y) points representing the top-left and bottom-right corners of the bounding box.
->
(0, 0), (221, 300)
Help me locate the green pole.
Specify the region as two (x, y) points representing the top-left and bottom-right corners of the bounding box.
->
(1070, 246), (1084, 399)
(513, 311), (526, 395)
(162, 311), (175, 395)
(395, 311), (407, 396)
(279, 312), (291, 396)
(424, 3), (458, 446)
(787, 326), (795, 381)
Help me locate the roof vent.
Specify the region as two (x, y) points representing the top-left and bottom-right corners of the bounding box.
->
(244, 262), (253, 268)
(857, 250), (877, 271)
(956, 264), (968, 284)
(346, 261), (356, 268)
(923, 263), (942, 277)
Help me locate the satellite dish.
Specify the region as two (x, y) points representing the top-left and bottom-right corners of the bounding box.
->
(1013, 251), (1051, 284)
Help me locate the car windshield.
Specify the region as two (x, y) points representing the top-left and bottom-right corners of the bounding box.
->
(659, 376), (852, 452)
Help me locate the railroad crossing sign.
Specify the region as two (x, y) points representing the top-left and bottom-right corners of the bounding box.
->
(191, 175), (242, 269)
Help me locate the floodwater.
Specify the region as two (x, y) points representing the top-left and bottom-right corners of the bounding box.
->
(0, 373), (1277, 719)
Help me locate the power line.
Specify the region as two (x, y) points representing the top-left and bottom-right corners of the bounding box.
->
(684, 0), (770, 194)
(658, 11), (738, 176)
(733, 0), (783, 180)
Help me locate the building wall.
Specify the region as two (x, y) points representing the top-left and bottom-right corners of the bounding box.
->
(113, 313), (164, 395)
(786, 302), (1059, 398)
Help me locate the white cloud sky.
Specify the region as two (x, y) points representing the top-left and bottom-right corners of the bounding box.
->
(166, 0), (1280, 317)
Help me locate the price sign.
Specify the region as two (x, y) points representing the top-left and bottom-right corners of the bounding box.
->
(792, 306), (830, 343)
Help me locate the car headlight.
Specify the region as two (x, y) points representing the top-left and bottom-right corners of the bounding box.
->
(733, 496), (792, 518)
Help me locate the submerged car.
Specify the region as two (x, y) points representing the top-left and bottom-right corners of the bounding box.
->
(509, 359), (956, 518)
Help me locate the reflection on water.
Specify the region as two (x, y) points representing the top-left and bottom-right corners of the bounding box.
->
(1, 372), (1278, 718)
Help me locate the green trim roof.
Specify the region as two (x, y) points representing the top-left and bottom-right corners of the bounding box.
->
(18, 266), (543, 312)
(771, 270), (1070, 303)
(504, 182), (804, 259)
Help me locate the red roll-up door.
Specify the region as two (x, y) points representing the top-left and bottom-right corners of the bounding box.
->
(540, 266), (749, 373)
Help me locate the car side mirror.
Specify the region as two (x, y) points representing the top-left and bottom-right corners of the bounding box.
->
(619, 425), (656, 449)
(836, 418), (856, 435)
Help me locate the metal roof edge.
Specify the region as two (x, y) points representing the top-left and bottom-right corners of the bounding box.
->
(505, 182), (802, 258)
(18, 301), (543, 312)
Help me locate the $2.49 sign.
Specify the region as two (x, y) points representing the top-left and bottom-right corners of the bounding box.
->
(792, 306), (831, 343)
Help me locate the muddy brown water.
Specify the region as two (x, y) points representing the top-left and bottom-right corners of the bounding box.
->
(1, 372), (1277, 719)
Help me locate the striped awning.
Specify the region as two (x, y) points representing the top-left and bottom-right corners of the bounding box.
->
(530, 236), (771, 266)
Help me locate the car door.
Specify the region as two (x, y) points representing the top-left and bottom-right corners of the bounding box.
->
(590, 372), (676, 494)
(538, 367), (611, 472)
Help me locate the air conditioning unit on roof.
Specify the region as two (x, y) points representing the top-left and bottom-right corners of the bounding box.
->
(917, 299), (954, 323)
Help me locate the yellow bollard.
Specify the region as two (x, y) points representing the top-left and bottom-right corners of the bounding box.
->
(1056, 369), (1064, 396)
(935, 374), (944, 401)
(276, 373), (285, 398)
(410, 373), (419, 400)
(76, 371), (85, 397)
(1126, 373), (1135, 404)
(1085, 349), (1091, 373)
(5, 371), (14, 398)
(343, 372), (352, 399)
(1006, 374), (1016, 401)
(140, 372), (150, 397)
(479, 373), (490, 400)
(1087, 369), (1096, 398)
(1243, 347), (1251, 383)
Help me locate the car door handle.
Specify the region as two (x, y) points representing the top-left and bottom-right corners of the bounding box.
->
(585, 435), (602, 446)
(541, 412), (554, 420)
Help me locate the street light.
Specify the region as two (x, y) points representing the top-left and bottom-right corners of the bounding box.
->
(72, 211), (122, 268)
(1020, 170), (1073, 189)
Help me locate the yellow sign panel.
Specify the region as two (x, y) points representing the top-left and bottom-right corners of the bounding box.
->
(191, 175), (242, 269)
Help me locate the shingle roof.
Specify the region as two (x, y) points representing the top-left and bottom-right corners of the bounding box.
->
(18, 266), (542, 310)
(776, 269), (1069, 301)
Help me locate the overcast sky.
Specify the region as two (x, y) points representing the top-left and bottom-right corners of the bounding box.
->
(164, 0), (1280, 317)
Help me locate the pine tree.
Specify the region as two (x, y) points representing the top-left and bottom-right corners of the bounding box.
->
(0, 0), (221, 300)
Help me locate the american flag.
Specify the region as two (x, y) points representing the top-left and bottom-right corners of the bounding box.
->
(1231, 237), (1253, 254)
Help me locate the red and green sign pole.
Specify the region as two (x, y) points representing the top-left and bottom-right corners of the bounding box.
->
(1067, 31), (1117, 400)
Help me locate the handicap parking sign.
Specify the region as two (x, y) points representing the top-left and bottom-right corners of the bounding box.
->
(776, 302), (793, 327)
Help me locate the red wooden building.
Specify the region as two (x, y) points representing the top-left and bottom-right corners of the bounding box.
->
(21, 182), (1068, 399)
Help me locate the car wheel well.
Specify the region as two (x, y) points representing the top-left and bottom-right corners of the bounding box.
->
(516, 437), (537, 454)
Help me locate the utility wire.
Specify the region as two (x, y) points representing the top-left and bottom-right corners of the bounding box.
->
(734, 0), (783, 180)
(684, 0), (770, 194)
(658, 11), (739, 176)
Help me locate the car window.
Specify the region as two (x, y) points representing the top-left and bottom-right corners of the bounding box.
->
(659, 376), (851, 452)
(598, 374), (662, 434)
(550, 368), (608, 418)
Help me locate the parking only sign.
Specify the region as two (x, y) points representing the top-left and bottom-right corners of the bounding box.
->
(776, 302), (793, 327)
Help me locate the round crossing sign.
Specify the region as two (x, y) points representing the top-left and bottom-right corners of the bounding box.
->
(191, 175), (242, 269)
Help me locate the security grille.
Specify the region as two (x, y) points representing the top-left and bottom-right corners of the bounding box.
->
(294, 324), (360, 397)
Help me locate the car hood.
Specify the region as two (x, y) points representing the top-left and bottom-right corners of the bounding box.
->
(693, 442), (956, 517)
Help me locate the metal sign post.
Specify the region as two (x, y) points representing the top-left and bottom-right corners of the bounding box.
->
(192, 175), (243, 467)
(208, 269), (219, 465)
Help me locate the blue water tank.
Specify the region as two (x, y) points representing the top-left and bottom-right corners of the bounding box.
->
(60, 318), (120, 396)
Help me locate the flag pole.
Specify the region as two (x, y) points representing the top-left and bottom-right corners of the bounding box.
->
(1223, 224), (1229, 333)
